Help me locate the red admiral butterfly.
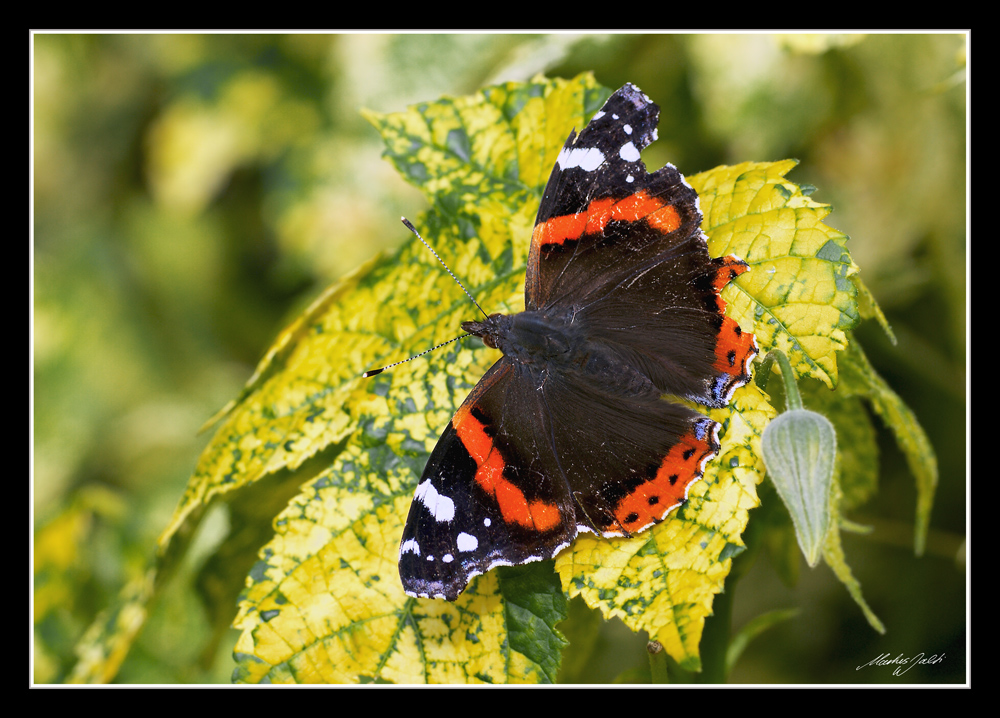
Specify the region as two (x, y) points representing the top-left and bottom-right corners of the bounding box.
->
(397, 83), (758, 601)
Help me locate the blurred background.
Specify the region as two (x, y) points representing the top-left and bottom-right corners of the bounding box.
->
(32, 32), (967, 684)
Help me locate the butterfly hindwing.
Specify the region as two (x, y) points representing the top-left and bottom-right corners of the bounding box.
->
(527, 363), (721, 537)
(399, 359), (578, 600)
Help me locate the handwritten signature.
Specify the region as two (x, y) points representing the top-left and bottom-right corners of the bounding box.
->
(857, 652), (945, 676)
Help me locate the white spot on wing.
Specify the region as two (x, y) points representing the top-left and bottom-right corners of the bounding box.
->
(619, 141), (641, 163)
(457, 532), (479, 552)
(400, 539), (420, 556)
(623, 123), (633, 135)
(558, 145), (605, 172)
(414, 479), (455, 523)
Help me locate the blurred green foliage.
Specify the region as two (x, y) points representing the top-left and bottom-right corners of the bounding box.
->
(32, 33), (966, 684)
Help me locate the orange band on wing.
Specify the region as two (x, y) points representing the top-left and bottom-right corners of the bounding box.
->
(707, 257), (756, 376)
(531, 190), (679, 251)
(713, 317), (756, 375)
(645, 203), (682, 234)
(711, 255), (749, 294)
(611, 427), (715, 534)
(452, 405), (562, 532)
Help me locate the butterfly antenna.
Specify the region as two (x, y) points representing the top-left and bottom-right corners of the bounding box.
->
(401, 217), (489, 319)
(364, 218), (488, 378)
(362, 333), (470, 377)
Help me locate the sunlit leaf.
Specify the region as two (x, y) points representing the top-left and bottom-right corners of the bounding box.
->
(695, 160), (859, 388)
(121, 74), (883, 682)
(554, 158), (863, 668)
(224, 75), (607, 683)
(66, 569), (157, 684)
(557, 386), (775, 671)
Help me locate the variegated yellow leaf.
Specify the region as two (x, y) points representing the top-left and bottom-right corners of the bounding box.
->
(150, 75), (873, 682)
(694, 160), (859, 388)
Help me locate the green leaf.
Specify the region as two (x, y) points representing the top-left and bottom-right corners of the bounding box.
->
(823, 481), (886, 634)
(694, 160), (860, 388)
(726, 608), (801, 674)
(66, 569), (157, 684)
(556, 386), (774, 671)
(497, 563), (570, 683)
(224, 75), (611, 683)
(801, 378), (879, 512)
(837, 340), (938, 555)
(555, 159), (863, 669)
(191, 75), (868, 680)
(82, 74), (918, 683)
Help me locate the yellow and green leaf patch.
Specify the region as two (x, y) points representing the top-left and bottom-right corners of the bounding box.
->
(71, 73), (937, 684)
(693, 160), (859, 389)
(168, 75), (860, 681)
